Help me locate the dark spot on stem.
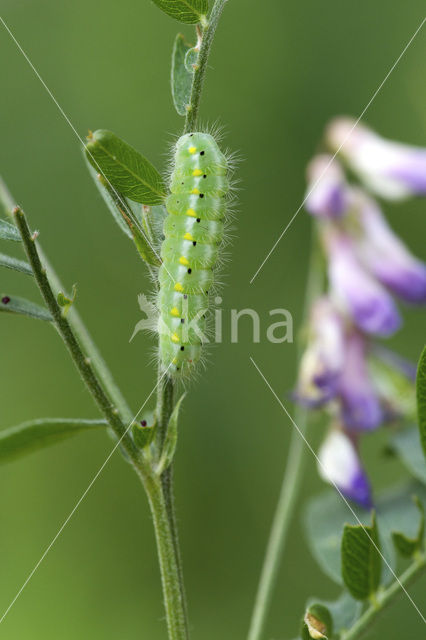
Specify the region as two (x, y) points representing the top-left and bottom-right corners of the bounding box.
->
(2, 296), (10, 304)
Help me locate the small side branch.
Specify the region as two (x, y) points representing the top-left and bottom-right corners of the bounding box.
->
(342, 553), (426, 640)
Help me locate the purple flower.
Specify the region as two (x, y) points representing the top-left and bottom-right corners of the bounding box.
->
(326, 117), (426, 200)
(338, 330), (383, 431)
(318, 429), (372, 509)
(295, 297), (345, 407)
(354, 191), (426, 304)
(327, 230), (402, 336)
(305, 155), (349, 219)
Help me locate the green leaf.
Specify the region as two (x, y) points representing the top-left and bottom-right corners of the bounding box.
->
(392, 496), (424, 557)
(171, 34), (193, 116)
(156, 393), (185, 474)
(86, 158), (162, 266)
(304, 484), (425, 585)
(0, 293), (52, 321)
(341, 513), (382, 601)
(85, 157), (132, 238)
(306, 592), (361, 636)
(416, 346), (426, 458)
(0, 253), (33, 275)
(391, 426), (426, 484)
(0, 218), (21, 242)
(302, 603), (333, 639)
(85, 130), (166, 205)
(151, 0), (209, 24)
(132, 410), (157, 449)
(0, 418), (107, 463)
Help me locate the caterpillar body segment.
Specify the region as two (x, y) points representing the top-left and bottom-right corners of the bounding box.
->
(158, 132), (229, 376)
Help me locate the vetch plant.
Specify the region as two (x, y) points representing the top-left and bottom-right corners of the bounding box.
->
(1, 4), (425, 640)
(248, 121), (426, 640)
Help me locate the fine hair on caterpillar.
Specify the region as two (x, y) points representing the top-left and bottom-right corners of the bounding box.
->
(158, 131), (234, 377)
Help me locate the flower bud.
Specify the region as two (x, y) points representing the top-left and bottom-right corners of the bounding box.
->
(318, 429), (372, 508)
(305, 154), (349, 219)
(326, 117), (426, 200)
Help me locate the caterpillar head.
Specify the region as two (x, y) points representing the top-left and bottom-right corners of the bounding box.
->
(175, 132), (227, 175)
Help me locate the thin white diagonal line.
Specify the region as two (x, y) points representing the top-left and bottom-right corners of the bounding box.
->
(0, 364), (172, 625)
(0, 14), (177, 282)
(249, 15), (426, 284)
(249, 356), (426, 624)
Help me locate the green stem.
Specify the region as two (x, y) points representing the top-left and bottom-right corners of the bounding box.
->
(184, 0), (228, 133)
(13, 206), (139, 463)
(14, 202), (188, 638)
(156, 372), (190, 636)
(247, 224), (325, 640)
(144, 472), (189, 640)
(0, 177), (133, 424)
(341, 553), (426, 640)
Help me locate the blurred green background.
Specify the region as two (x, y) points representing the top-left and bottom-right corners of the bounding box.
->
(1, 1), (425, 638)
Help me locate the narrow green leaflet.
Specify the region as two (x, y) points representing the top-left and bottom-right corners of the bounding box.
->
(85, 130), (166, 205)
(302, 603), (332, 639)
(0, 218), (21, 242)
(0, 294), (52, 321)
(171, 34), (193, 116)
(0, 418), (107, 463)
(85, 158), (132, 237)
(391, 427), (426, 484)
(86, 159), (161, 266)
(156, 393), (186, 474)
(416, 346), (426, 457)
(392, 497), (424, 557)
(0, 253), (33, 275)
(151, 0), (209, 24)
(341, 513), (382, 601)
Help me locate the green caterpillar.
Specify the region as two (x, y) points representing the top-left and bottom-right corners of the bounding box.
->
(158, 132), (230, 376)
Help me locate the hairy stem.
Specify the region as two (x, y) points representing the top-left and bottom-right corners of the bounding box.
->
(247, 224), (324, 640)
(13, 206), (139, 463)
(0, 177), (133, 424)
(144, 473), (189, 640)
(342, 553), (426, 640)
(184, 0), (228, 133)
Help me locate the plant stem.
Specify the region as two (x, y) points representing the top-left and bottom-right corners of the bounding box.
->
(341, 553), (426, 640)
(13, 206), (139, 462)
(247, 224), (324, 640)
(144, 472), (189, 640)
(156, 371), (190, 636)
(0, 177), (133, 424)
(184, 0), (228, 133)
(14, 202), (189, 638)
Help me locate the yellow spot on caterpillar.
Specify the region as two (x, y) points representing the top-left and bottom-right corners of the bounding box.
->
(192, 169), (203, 176)
(170, 307), (180, 317)
(171, 333), (180, 344)
(179, 256), (190, 266)
(172, 357), (178, 365)
(188, 146), (196, 154)
(183, 232), (194, 241)
(191, 188), (200, 195)
(186, 208), (196, 217)
(174, 282), (184, 292)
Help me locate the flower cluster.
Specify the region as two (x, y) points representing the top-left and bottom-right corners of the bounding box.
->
(296, 118), (425, 508)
